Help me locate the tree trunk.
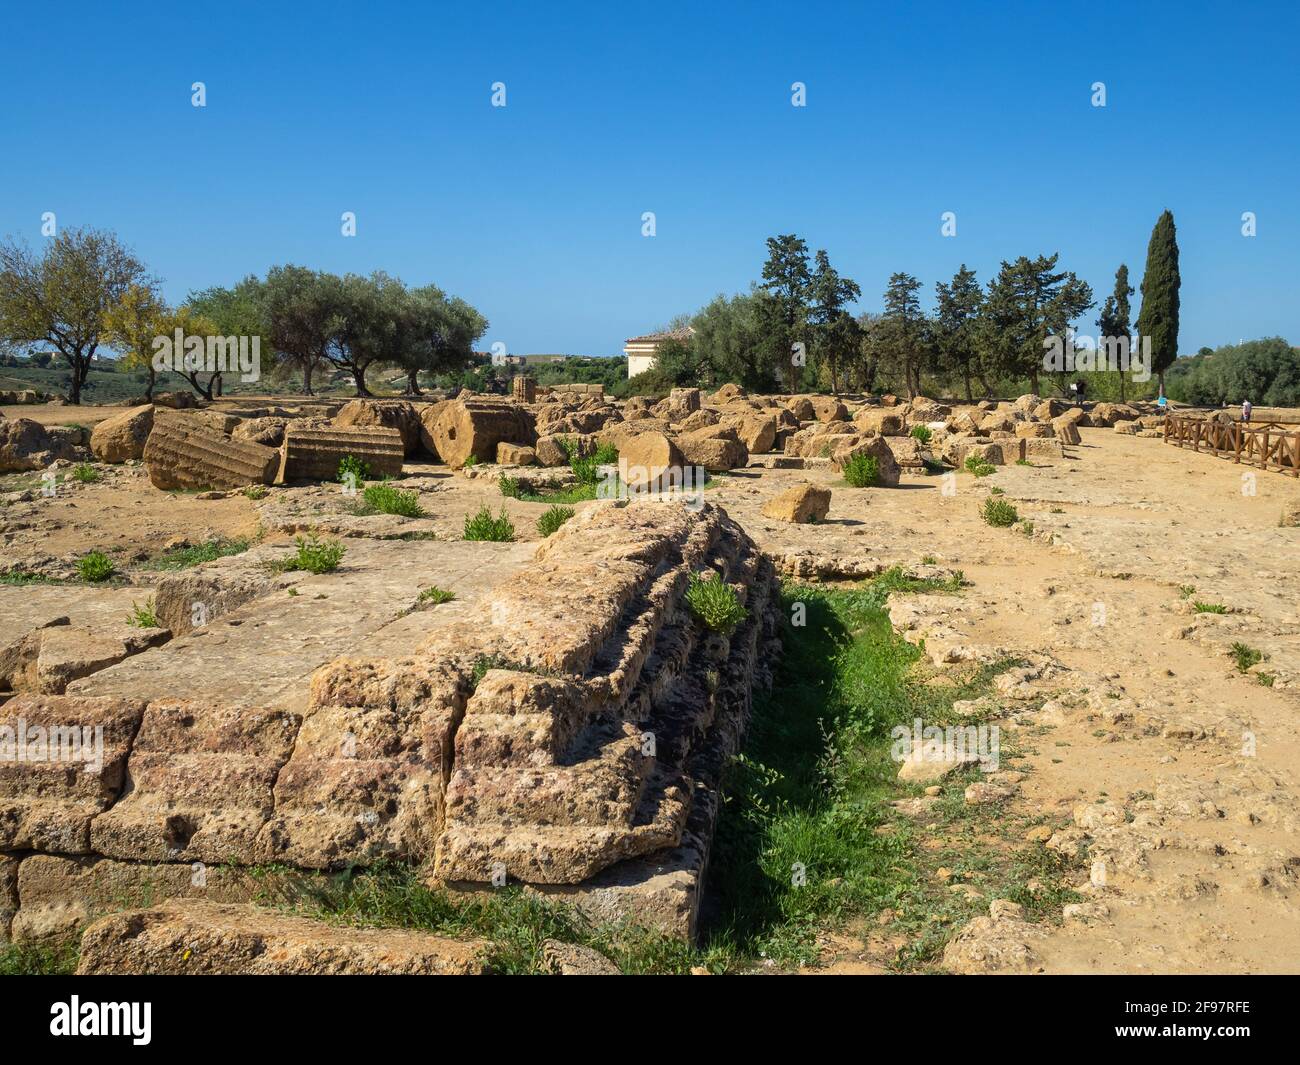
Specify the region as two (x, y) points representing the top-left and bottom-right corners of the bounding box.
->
(144, 365), (156, 403)
(963, 369), (973, 403)
(405, 368), (423, 396)
(352, 363), (372, 397)
(64, 351), (85, 404)
(301, 358), (315, 396)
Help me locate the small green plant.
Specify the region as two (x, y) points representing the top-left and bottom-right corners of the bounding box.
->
(462, 453), (480, 468)
(964, 454), (996, 477)
(464, 506), (516, 542)
(1019, 519), (1035, 537)
(243, 484), (268, 500)
(1256, 672), (1275, 687)
(909, 425), (932, 444)
(537, 504), (576, 537)
(842, 453), (879, 488)
(146, 536), (253, 570)
(989, 486), (1005, 495)
(77, 551), (116, 582)
(1192, 601), (1227, 614)
(281, 535), (345, 574)
(980, 497), (1019, 528)
(1230, 642), (1263, 673)
(1015, 458), (1032, 467)
(417, 585), (457, 606)
(1049, 506), (1064, 514)
(685, 571), (748, 634)
(362, 483), (424, 518)
(338, 454), (371, 485)
(921, 554), (938, 565)
(1178, 584), (1196, 599)
(71, 463), (99, 483)
(127, 599), (159, 628)
(498, 475), (523, 499)
(568, 441), (618, 486)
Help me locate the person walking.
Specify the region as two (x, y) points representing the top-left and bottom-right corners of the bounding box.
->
(1242, 399), (1252, 423)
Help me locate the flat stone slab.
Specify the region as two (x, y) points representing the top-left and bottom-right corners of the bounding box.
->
(75, 899), (490, 974)
(69, 538), (534, 712)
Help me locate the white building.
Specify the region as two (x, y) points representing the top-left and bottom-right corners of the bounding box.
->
(623, 327), (694, 378)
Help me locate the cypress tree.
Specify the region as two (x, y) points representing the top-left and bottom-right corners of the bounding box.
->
(1135, 210), (1180, 391)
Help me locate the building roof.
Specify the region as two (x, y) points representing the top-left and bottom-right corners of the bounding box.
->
(624, 326), (694, 345)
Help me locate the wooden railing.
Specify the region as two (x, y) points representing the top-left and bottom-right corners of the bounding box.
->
(1165, 415), (1300, 477)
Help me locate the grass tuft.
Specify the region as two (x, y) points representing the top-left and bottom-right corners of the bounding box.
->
(361, 483), (424, 518)
(77, 551), (116, 582)
(842, 453), (879, 488)
(685, 571), (748, 633)
(126, 599), (159, 628)
(536, 504), (576, 537)
(980, 497), (1019, 527)
(464, 506), (516, 542)
(417, 585), (456, 606)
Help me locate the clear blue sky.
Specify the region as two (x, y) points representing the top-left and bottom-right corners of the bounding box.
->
(2, 0), (1296, 356)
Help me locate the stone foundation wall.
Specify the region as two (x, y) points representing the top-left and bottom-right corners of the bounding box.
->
(0, 500), (779, 954)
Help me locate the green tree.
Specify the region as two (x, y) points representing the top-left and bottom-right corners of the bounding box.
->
(807, 250), (862, 394)
(103, 283), (168, 401)
(0, 227), (151, 404)
(933, 265), (984, 401)
(876, 272), (929, 398)
(1135, 210), (1180, 393)
(691, 289), (780, 391)
(262, 265), (341, 395)
(977, 254), (1092, 395)
(1095, 263), (1135, 400)
(185, 275), (269, 398)
(758, 234), (812, 391)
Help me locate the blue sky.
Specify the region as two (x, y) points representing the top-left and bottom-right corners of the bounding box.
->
(2, 0), (1296, 356)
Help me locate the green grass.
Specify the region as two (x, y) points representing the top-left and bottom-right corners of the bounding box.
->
(276, 535), (346, 574)
(1256, 672), (1275, 687)
(77, 551), (116, 582)
(1015, 458), (1032, 467)
(1192, 600), (1228, 614)
(464, 505), (516, 542)
(462, 453), (479, 468)
(0, 939), (79, 975)
(842, 453), (880, 488)
(498, 474), (523, 499)
(70, 463), (100, 483)
(144, 536), (254, 570)
(417, 585), (457, 606)
(536, 504), (576, 537)
(360, 483), (425, 518)
(964, 454), (997, 477)
(0, 570), (63, 586)
(700, 574), (1053, 968)
(1230, 642), (1263, 672)
(243, 484), (268, 500)
(685, 572), (749, 633)
(980, 497), (1019, 527)
(126, 599), (159, 628)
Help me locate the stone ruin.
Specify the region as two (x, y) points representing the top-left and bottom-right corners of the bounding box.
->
(0, 500), (779, 971)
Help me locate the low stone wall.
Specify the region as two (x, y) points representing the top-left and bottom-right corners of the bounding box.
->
(0, 500), (779, 962)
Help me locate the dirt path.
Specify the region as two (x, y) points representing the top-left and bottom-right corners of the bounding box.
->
(713, 427), (1300, 974)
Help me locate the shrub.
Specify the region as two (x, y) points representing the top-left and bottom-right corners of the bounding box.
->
(1230, 642), (1263, 672)
(362, 483), (424, 518)
(464, 506), (516, 542)
(77, 551), (116, 582)
(964, 454), (996, 477)
(126, 599), (159, 628)
(71, 463), (99, 483)
(537, 504), (576, 537)
(462, 453), (479, 468)
(909, 425), (932, 444)
(498, 475), (523, 499)
(282, 535), (345, 574)
(842, 453), (879, 488)
(338, 454), (371, 485)
(685, 571), (748, 633)
(569, 442), (618, 486)
(417, 585), (456, 605)
(980, 497), (1019, 527)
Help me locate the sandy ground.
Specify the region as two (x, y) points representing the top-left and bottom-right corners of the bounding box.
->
(708, 427), (1300, 973)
